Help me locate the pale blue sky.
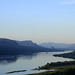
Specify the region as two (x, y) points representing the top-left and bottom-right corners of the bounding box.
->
(0, 0), (75, 43)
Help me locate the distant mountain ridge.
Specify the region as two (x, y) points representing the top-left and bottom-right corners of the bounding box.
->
(0, 38), (19, 47)
(0, 38), (59, 56)
(39, 42), (75, 50)
(17, 40), (61, 52)
(17, 40), (38, 47)
(1, 38), (75, 56)
(67, 44), (75, 50)
(0, 38), (35, 55)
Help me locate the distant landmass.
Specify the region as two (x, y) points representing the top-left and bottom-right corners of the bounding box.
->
(0, 38), (34, 55)
(0, 38), (75, 56)
(67, 44), (75, 50)
(17, 40), (38, 47)
(0, 38), (61, 56)
(39, 42), (75, 50)
(17, 40), (62, 52)
(54, 51), (75, 59)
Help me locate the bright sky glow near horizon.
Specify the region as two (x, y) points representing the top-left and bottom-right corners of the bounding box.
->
(0, 0), (75, 44)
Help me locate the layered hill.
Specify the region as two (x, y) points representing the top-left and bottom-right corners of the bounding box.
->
(17, 40), (38, 47)
(39, 42), (71, 48)
(17, 40), (62, 52)
(0, 38), (35, 55)
(67, 44), (75, 50)
(0, 38), (58, 56)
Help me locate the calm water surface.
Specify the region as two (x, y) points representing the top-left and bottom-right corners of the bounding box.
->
(0, 51), (74, 75)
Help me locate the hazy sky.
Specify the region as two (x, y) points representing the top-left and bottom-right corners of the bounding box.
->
(0, 0), (75, 44)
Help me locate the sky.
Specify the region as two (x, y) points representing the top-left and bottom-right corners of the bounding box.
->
(0, 0), (75, 44)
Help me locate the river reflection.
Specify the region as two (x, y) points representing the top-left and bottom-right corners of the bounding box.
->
(0, 53), (38, 64)
(0, 51), (74, 75)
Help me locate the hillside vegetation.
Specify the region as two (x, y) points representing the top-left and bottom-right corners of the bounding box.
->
(29, 61), (75, 75)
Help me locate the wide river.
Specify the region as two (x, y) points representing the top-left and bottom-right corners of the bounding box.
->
(0, 51), (74, 75)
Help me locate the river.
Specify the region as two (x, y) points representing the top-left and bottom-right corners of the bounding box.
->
(0, 51), (74, 75)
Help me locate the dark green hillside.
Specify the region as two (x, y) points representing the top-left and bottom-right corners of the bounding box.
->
(29, 68), (75, 75)
(29, 61), (75, 75)
(33, 61), (75, 70)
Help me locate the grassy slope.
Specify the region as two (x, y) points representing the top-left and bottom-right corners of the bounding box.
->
(28, 67), (75, 75)
(28, 61), (75, 75)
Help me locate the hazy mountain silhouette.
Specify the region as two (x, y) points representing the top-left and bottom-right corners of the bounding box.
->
(0, 38), (59, 56)
(17, 40), (38, 47)
(17, 40), (61, 52)
(0, 38), (19, 47)
(0, 38), (35, 55)
(17, 40), (64, 51)
(39, 42), (71, 48)
(67, 44), (75, 50)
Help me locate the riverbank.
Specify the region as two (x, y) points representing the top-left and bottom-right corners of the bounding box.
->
(0, 51), (73, 75)
(28, 61), (75, 75)
(53, 51), (75, 59)
(28, 67), (75, 75)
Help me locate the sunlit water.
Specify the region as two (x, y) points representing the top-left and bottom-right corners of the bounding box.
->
(0, 51), (74, 75)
